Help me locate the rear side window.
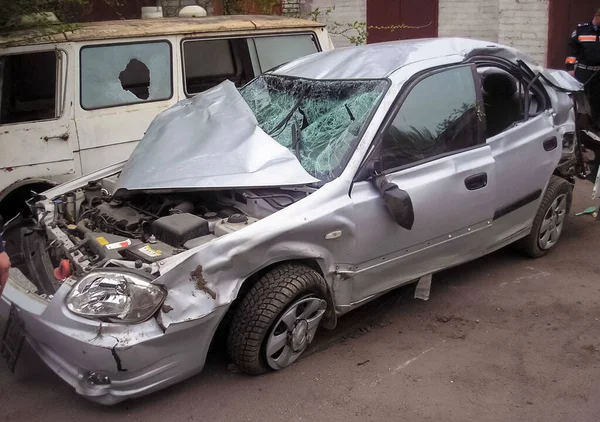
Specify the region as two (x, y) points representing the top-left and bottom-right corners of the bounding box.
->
(0, 51), (58, 124)
(183, 39), (240, 95)
(80, 41), (172, 110)
(182, 34), (319, 96)
(252, 34), (318, 72)
(378, 66), (481, 171)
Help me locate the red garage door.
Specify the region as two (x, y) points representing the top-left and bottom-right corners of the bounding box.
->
(366, 0), (438, 44)
(548, 0), (599, 69)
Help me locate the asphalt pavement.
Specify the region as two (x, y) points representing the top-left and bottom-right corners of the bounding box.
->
(2, 182), (600, 422)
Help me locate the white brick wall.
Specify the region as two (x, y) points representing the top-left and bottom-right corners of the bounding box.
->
(282, 0), (301, 15)
(302, 0), (366, 47)
(497, 0), (549, 64)
(438, 0), (498, 41)
(299, 0), (549, 64)
(438, 0), (549, 64)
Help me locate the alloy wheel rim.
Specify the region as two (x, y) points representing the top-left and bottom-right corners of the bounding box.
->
(265, 296), (327, 370)
(538, 194), (567, 250)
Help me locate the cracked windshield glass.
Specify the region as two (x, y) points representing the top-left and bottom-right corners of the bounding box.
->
(241, 75), (388, 181)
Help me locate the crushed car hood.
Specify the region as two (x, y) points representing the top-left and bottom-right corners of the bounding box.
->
(115, 80), (318, 194)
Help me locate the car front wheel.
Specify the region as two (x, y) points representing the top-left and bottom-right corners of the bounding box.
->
(227, 263), (328, 374)
(516, 176), (573, 258)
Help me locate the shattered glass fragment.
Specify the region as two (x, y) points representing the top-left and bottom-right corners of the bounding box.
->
(241, 75), (388, 181)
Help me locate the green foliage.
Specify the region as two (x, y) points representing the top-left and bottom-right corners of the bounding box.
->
(221, 0), (279, 15)
(221, 0), (240, 14)
(253, 0), (280, 14)
(289, 7), (431, 46)
(0, 0), (89, 28)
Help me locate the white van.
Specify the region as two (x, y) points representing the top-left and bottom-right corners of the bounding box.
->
(0, 13), (334, 218)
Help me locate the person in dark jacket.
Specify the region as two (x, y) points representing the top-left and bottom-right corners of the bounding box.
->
(566, 8), (600, 122)
(0, 215), (10, 294)
(0, 233), (10, 295)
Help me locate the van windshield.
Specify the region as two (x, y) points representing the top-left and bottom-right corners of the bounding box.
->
(240, 75), (388, 181)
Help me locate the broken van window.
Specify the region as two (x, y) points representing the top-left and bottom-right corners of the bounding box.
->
(241, 75), (387, 181)
(119, 58), (150, 100)
(80, 41), (172, 110)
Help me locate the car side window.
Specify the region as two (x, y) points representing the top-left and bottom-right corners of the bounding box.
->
(80, 41), (173, 110)
(479, 68), (547, 138)
(377, 66), (481, 172)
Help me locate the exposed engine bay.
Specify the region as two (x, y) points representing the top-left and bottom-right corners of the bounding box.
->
(20, 181), (311, 296)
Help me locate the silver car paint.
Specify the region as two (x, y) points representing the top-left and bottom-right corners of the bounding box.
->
(1, 38), (578, 404)
(114, 80), (318, 193)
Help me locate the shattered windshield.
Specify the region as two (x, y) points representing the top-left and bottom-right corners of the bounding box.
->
(240, 75), (388, 181)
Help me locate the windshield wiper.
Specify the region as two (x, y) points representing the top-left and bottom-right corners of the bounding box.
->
(345, 103), (355, 121)
(291, 121), (301, 157)
(268, 87), (310, 136)
(291, 107), (309, 158)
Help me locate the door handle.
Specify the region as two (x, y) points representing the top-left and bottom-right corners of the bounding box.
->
(543, 136), (558, 151)
(464, 172), (488, 190)
(43, 133), (69, 142)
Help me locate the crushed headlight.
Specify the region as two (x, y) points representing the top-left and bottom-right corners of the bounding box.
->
(66, 270), (166, 323)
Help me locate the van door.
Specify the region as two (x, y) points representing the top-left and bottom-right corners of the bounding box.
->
(0, 47), (75, 191)
(74, 38), (179, 174)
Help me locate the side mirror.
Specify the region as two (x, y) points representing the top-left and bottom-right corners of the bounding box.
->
(373, 174), (415, 230)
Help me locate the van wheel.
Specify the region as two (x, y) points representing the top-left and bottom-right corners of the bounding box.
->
(516, 176), (572, 258)
(227, 263), (328, 375)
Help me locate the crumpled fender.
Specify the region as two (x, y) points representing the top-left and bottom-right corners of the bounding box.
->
(153, 179), (356, 329)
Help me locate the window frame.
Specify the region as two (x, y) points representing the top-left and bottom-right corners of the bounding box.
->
(180, 31), (321, 97)
(355, 63), (486, 181)
(0, 48), (67, 126)
(468, 56), (551, 125)
(79, 39), (174, 111)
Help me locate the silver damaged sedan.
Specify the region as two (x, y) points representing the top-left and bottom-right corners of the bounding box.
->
(1, 38), (589, 404)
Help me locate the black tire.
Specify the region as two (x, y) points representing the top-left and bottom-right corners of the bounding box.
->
(516, 176), (573, 258)
(227, 263), (328, 375)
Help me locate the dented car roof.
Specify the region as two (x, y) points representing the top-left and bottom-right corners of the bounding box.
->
(273, 37), (538, 80)
(0, 15), (325, 47)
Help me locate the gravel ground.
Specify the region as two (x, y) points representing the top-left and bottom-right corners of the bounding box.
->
(1, 182), (600, 422)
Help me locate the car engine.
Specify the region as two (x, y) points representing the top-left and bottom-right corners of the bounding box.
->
(21, 180), (311, 295)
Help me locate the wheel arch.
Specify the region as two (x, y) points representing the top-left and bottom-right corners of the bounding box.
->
(0, 178), (57, 219)
(213, 257), (337, 350)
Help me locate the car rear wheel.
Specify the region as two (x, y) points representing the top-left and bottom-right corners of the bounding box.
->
(227, 263), (328, 374)
(516, 176), (572, 258)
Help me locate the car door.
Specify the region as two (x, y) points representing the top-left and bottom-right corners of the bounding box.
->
(348, 64), (496, 302)
(478, 66), (563, 247)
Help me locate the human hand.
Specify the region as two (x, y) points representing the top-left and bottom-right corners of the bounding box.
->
(0, 252), (11, 295)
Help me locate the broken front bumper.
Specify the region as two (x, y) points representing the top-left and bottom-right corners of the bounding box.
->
(0, 270), (227, 405)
